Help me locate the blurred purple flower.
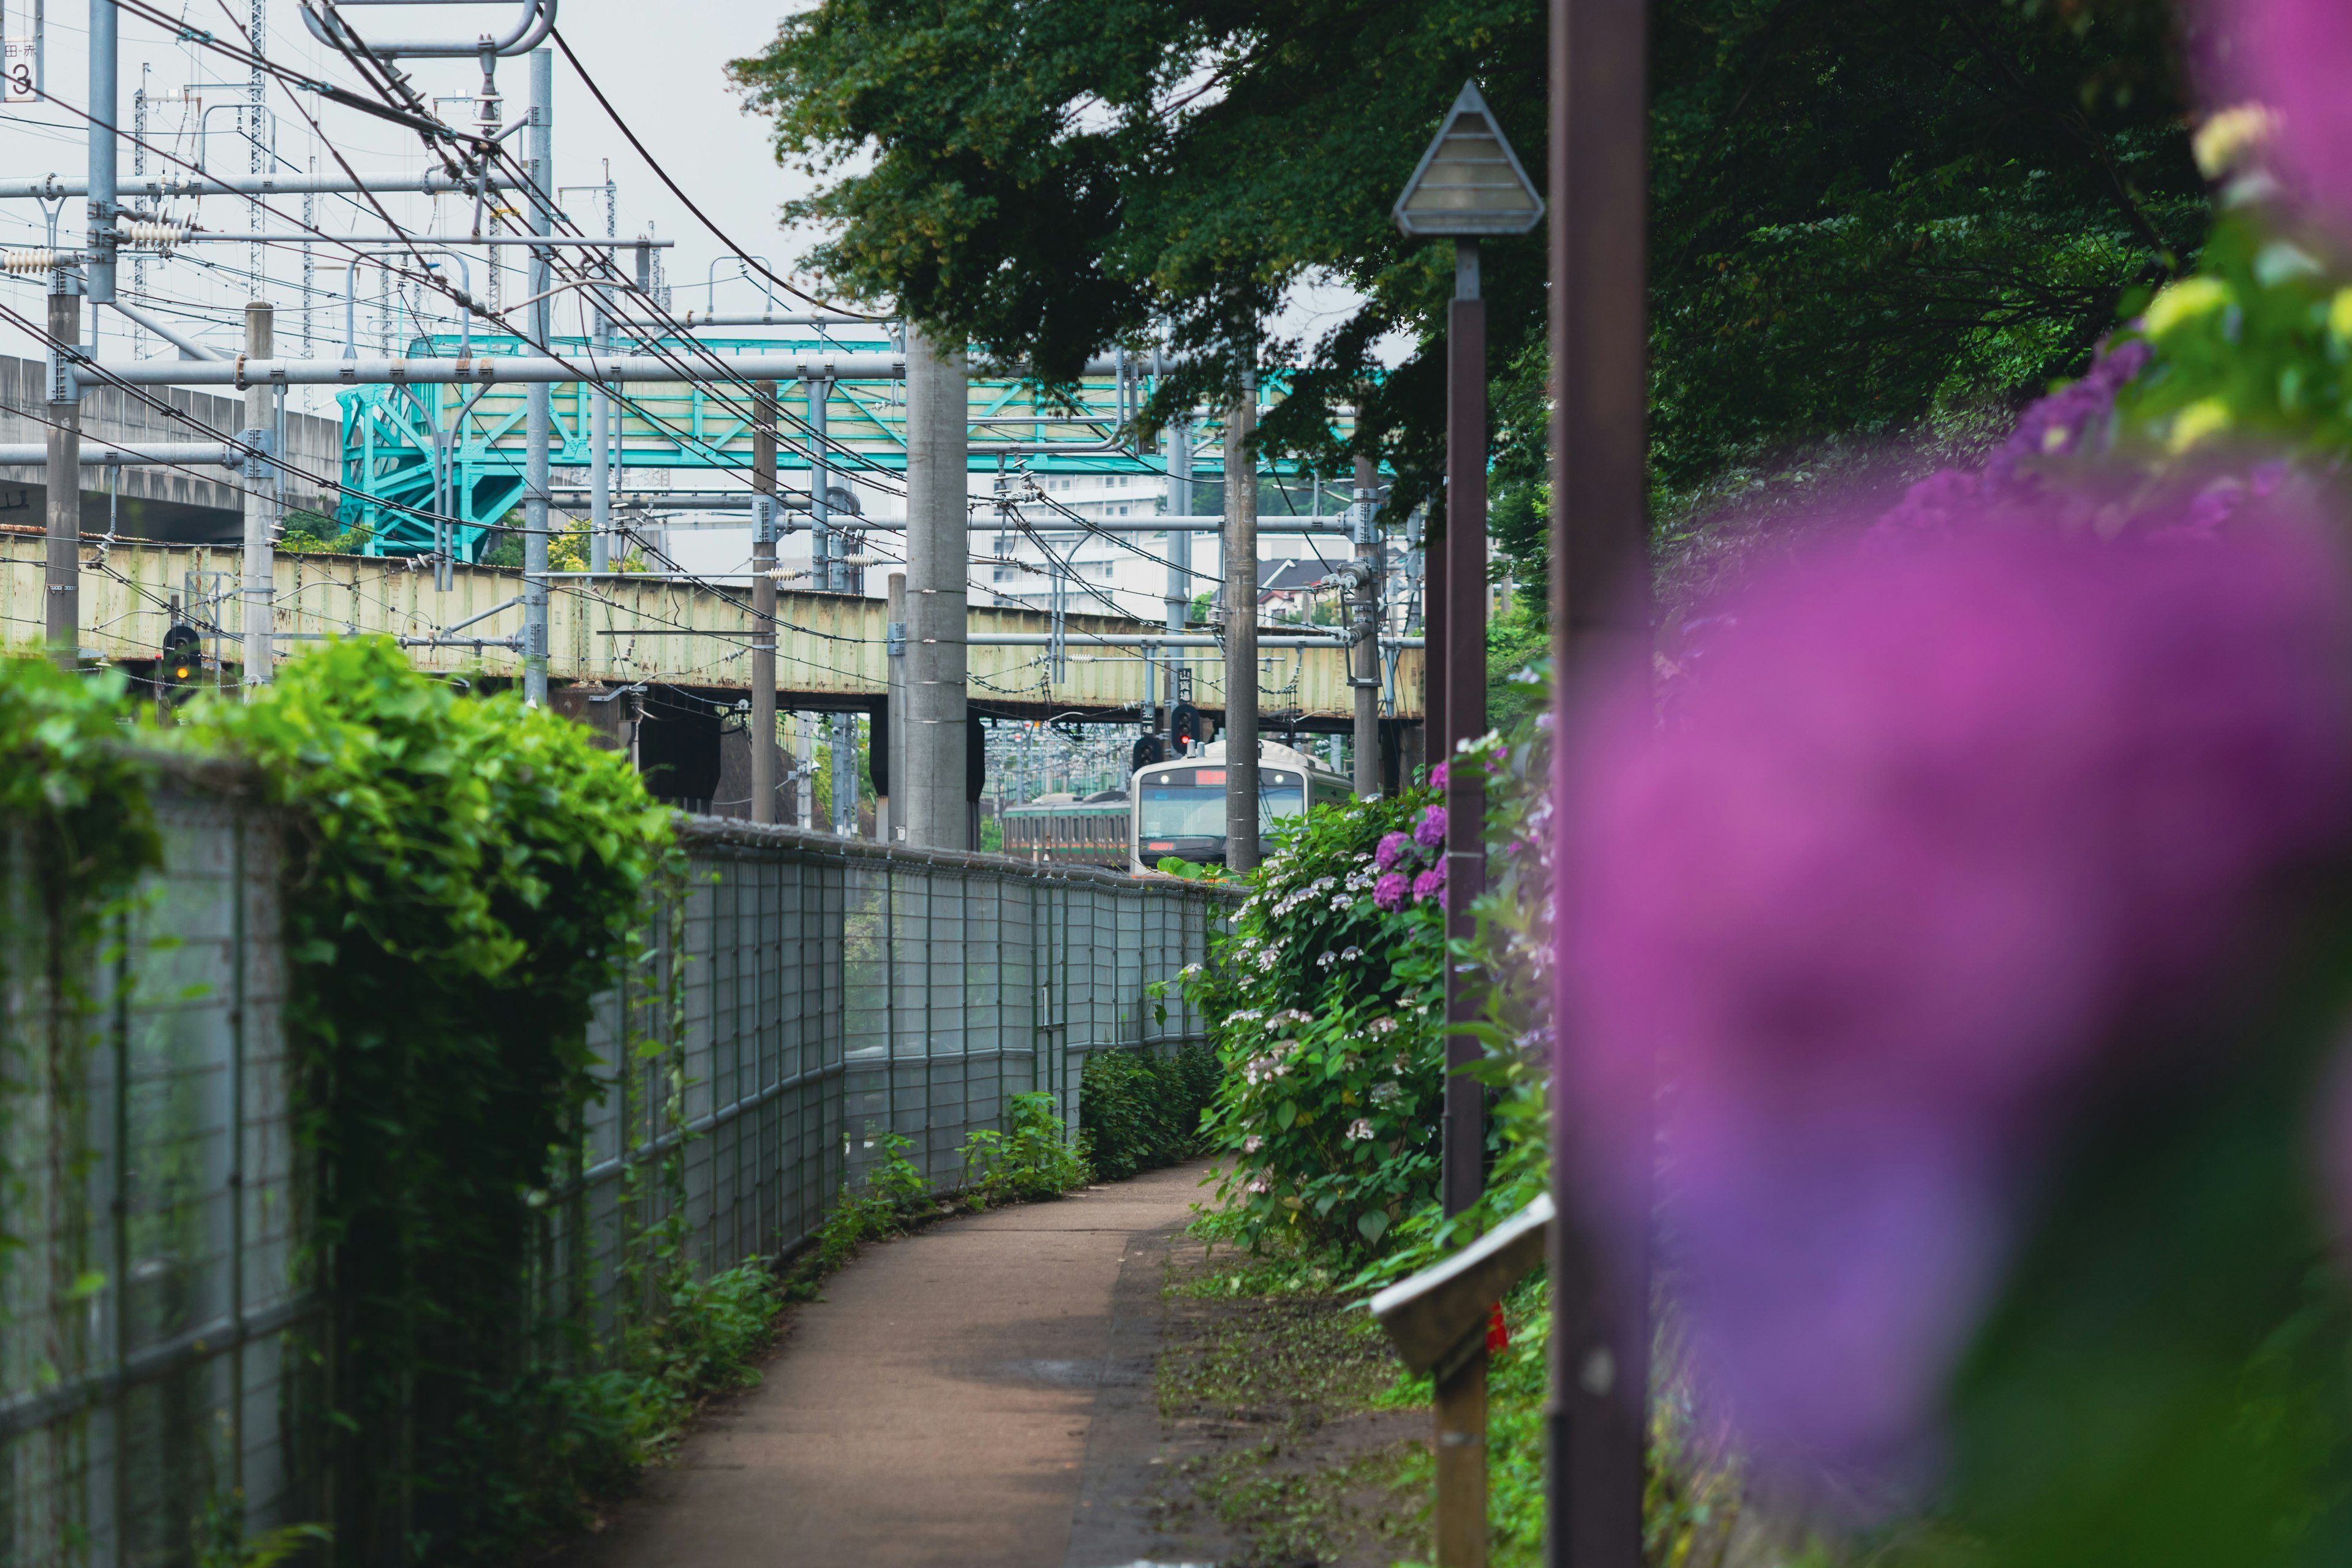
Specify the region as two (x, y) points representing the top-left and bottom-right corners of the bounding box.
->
(1375, 831), (1415, 872)
(1430, 760), (1450, 791)
(1372, 872), (1411, 911)
(1414, 805), (1448, 851)
(1561, 510), (2352, 1501)
(1412, 864), (1447, 904)
(2201, 0), (2352, 225)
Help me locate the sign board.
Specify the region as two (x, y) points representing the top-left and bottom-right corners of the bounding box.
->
(2, 0), (39, 103)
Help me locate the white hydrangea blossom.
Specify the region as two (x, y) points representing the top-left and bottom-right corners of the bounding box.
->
(1346, 1118), (1374, 1141)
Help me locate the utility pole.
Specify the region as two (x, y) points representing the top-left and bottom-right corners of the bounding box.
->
(1352, 453), (1382, 797)
(905, 326), (970, 849)
(1547, 3), (1653, 1564)
(44, 281), (79, 669)
(86, 0), (116, 309)
(521, 47), (554, 704)
(240, 300), (273, 684)
(1221, 374), (1259, 872)
(1166, 407), (1193, 739)
(751, 380), (778, 824)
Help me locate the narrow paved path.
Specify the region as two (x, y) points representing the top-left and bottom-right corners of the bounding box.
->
(559, 1160), (1212, 1568)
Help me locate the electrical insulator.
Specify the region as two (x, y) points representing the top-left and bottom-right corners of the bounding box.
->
(118, 220), (189, 252)
(1, 249), (64, 276)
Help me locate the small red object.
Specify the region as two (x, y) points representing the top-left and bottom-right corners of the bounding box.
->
(1486, 1302), (1509, 1354)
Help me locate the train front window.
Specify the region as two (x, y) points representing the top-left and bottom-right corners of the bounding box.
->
(1140, 774), (1306, 838)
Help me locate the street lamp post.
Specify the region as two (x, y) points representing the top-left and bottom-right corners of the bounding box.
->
(1393, 80), (1545, 1568)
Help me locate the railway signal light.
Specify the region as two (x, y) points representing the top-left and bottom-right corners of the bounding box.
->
(158, 624), (203, 704)
(1170, 701), (1202, 753)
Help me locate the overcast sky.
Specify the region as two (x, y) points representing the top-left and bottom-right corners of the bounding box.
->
(0, 0), (1386, 388)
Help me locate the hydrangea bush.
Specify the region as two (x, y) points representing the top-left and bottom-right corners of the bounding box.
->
(1170, 788), (1447, 1257)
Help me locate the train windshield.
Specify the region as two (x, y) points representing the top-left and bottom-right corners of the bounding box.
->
(1139, 769), (1306, 839)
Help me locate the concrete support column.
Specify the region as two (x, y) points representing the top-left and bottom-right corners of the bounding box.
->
(884, 571), (908, 841)
(240, 300), (273, 685)
(751, 381), (778, 823)
(44, 287), (80, 669)
(904, 325), (971, 849)
(1222, 377), (1259, 871)
(589, 305), (612, 573)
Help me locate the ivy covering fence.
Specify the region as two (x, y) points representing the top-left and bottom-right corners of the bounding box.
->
(0, 641), (1230, 1567)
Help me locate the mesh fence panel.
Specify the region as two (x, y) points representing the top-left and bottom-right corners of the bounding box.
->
(0, 804), (1227, 1564)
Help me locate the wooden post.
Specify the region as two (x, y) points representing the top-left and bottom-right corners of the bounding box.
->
(1435, 1354), (1490, 1566)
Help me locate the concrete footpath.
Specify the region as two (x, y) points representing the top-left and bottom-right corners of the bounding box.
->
(556, 1159), (1213, 1568)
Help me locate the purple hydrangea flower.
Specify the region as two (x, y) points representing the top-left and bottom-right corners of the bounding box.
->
(1372, 871), (1411, 911)
(1375, 831), (1414, 872)
(1560, 508), (2352, 1502)
(1411, 864), (1446, 904)
(1430, 760), (1450, 791)
(1413, 805), (1447, 851)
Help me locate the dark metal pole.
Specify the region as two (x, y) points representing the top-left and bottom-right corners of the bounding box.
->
(45, 285), (80, 669)
(1223, 376), (1260, 872)
(1442, 238), (1488, 1221)
(1352, 453), (1383, 797)
(751, 381), (778, 824)
(1547, 0), (1654, 1563)
(1424, 538), (1447, 784)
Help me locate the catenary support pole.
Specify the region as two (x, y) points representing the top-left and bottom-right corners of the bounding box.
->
(1547, 0), (1654, 1564)
(521, 47), (554, 704)
(1442, 240), (1488, 1219)
(751, 381), (778, 823)
(85, 0), (116, 306)
(589, 303), (612, 573)
(240, 300), (273, 685)
(1222, 375), (1259, 872)
(810, 378), (835, 592)
(905, 326), (971, 849)
(45, 285), (80, 668)
(1165, 382), (1194, 736)
(1353, 453), (1382, 797)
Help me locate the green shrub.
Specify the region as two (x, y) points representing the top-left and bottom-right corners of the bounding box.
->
(188, 637), (676, 1564)
(1080, 1042), (1218, 1180)
(1176, 790), (1447, 1261)
(960, 1090), (1090, 1203)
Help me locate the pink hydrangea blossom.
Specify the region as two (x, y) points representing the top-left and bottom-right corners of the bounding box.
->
(1430, 760), (1450, 790)
(1373, 872), (1411, 911)
(1412, 864), (1447, 904)
(1560, 510), (2352, 1499)
(1375, 831), (1415, 872)
(1414, 805), (1447, 851)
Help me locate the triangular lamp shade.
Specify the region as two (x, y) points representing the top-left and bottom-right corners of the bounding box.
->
(1393, 81), (1545, 238)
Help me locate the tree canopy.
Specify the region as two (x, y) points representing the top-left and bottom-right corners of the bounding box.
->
(731, 0), (2208, 556)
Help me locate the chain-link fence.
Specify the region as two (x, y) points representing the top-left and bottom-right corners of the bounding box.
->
(544, 821), (1235, 1338)
(0, 778), (317, 1568)
(0, 801), (1231, 1564)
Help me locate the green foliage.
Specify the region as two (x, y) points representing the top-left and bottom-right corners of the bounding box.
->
(189, 638), (675, 1564)
(277, 508), (371, 556)
(2114, 215), (2352, 459)
(1079, 1042), (1218, 1182)
(809, 1131), (932, 1275)
(734, 0), (2199, 540)
(960, 1090), (1091, 1204)
(1183, 791), (1446, 1260)
(0, 659), (158, 927)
